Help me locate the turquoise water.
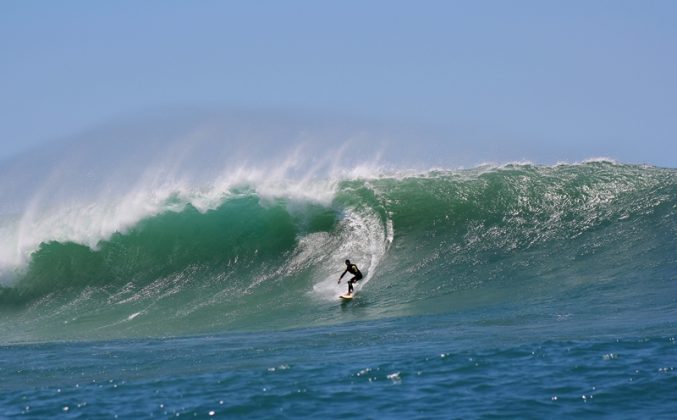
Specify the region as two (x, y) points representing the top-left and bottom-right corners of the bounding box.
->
(1, 162), (676, 417)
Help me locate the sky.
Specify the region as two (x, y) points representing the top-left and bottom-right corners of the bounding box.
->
(1, 0), (676, 167)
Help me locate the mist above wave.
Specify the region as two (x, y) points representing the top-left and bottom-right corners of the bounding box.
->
(0, 110), (396, 273)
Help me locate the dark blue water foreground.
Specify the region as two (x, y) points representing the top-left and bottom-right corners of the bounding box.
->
(2, 312), (676, 419)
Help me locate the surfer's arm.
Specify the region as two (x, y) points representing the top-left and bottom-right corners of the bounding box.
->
(338, 269), (348, 283)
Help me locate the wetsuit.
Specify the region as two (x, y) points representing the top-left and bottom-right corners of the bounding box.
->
(345, 264), (363, 294)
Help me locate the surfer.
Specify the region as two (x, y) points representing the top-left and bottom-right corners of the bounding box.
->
(338, 259), (363, 295)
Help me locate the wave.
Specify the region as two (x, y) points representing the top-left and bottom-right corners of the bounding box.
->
(1, 161), (675, 342)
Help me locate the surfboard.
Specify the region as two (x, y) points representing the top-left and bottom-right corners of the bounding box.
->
(339, 293), (355, 300)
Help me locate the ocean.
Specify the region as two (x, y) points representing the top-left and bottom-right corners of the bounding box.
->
(1, 161), (675, 418)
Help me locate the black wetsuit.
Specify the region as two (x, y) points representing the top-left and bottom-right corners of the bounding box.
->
(345, 264), (363, 294)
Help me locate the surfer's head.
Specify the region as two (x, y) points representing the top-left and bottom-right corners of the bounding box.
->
(345, 259), (351, 265)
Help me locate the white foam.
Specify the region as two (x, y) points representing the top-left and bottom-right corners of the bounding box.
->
(127, 312), (142, 321)
(581, 156), (619, 164)
(311, 206), (391, 301)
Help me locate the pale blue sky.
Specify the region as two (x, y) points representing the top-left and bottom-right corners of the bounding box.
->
(1, 1), (676, 166)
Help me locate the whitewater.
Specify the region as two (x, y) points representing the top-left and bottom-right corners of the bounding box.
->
(0, 122), (675, 417)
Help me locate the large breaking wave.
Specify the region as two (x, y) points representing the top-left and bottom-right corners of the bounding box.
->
(1, 159), (674, 343)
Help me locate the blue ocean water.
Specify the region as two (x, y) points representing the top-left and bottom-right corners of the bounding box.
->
(2, 316), (676, 418)
(1, 161), (676, 418)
